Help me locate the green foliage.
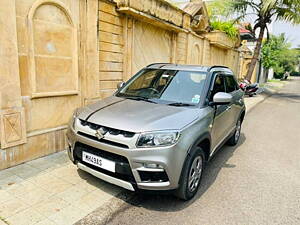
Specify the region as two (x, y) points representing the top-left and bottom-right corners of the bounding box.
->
(230, 0), (300, 79)
(267, 79), (281, 83)
(274, 72), (284, 79)
(206, 0), (239, 40)
(261, 34), (288, 70)
(291, 71), (300, 76)
(207, 0), (233, 20)
(262, 33), (300, 78)
(210, 21), (239, 40)
(244, 23), (253, 32)
(231, 0), (300, 25)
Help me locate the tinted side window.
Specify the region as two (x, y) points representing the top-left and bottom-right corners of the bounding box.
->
(234, 77), (240, 90)
(210, 75), (225, 100)
(127, 70), (157, 91)
(225, 76), (237, 93)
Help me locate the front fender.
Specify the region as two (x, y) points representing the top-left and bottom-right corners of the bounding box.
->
(187, 132), (211, 156)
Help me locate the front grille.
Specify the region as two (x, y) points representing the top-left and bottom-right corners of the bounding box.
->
(74, 142), (128, 163)
(74, 142), (135, 182)
(77, 131), (129, 149)
(79, 119), (135, 138)
(138, 171), (169, 182)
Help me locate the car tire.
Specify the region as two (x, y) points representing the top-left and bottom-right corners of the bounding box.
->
(175, 147), (205, 201)
(227, 119), (242, 146)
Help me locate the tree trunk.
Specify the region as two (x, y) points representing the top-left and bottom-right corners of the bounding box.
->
(245, 26), (265, 81)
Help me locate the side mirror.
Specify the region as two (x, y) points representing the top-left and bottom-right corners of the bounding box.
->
(117, 82), (125, 90)
(212, 92), (232, 105)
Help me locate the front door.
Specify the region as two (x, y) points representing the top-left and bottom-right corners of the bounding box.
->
(210, 74), (233, 153)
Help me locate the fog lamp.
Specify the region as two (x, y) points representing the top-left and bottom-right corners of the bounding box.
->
(143, 163), (164, 169)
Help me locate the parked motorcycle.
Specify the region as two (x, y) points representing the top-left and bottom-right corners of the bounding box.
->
(239, 79), (259, 97)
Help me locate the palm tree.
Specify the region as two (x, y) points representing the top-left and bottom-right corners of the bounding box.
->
(231, 0), (300, 80)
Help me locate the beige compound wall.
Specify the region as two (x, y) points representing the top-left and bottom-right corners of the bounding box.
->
(98, 1), (125, 99)
(17, 0), (81, 133)
(0, 0), (98, 169)
(132, 20), (173, 74)
(182, 32), (240, 74)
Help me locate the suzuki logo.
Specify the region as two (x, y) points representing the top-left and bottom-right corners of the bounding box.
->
(95, 127), (107, 140)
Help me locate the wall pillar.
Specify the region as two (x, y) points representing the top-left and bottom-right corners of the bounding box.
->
(0, 0), (26, 149)
(123, 16), (134, 81)
(185, 33), (193, 64)
(202, 39), (211, 66)
(171, 32), (177, 63)
(79, 0), (100, 105)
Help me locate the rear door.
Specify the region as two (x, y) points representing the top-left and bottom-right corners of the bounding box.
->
(224, 75), (243, 129)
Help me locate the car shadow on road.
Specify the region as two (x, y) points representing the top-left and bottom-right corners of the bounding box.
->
(118, 133), (247, 212)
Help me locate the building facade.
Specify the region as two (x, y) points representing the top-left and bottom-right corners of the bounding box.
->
(0, 0), (240, 170)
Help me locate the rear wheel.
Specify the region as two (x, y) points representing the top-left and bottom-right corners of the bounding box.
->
(175, 147), (205, 200)
(227, 119), (242, 146)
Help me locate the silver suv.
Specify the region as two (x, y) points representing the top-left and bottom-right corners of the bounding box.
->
(67, 64), (245, 200)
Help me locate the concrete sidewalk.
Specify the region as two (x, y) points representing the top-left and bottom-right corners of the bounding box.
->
(244, 94), (266, 112)
(0, 80), (286, 225)
(0, 152), (123, 225)
(244, 79), (289, 112)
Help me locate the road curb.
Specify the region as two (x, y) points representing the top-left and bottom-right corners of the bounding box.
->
(75, 191), (136, 225)
(245, 84), (282, 113)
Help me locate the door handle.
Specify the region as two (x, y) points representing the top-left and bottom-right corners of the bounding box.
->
(226, 106), (232, 111)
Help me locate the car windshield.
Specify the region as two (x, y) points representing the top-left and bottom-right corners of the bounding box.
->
(116, 69), (207, 105)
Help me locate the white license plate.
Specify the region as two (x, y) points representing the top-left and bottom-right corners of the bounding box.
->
(82, 152), (115, 173)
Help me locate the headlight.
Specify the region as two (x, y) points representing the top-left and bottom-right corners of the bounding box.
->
(71, 108), (83, 130)
(136, 131), (180, 148)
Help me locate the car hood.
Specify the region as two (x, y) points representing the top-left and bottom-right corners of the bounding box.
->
(78, 96), (201, 132)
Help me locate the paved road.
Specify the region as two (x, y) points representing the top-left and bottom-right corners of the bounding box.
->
(107, 78), (300, 225)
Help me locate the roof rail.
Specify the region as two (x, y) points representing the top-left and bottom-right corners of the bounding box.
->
(146, 63), (174, 68)
(208, 66), (233, 73)
(208, 65), (230, 71)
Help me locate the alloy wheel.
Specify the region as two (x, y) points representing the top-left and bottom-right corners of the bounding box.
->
(235, 120), (241, 143)
(188, 156), (203, 192)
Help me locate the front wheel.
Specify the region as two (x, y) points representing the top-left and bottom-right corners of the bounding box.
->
(175, 147), (205, 200)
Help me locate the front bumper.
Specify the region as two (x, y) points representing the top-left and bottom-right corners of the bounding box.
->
(77, 162), (135, 191)
(66, 126), (187, 191)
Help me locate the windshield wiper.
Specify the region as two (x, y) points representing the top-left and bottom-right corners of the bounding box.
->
(168, 102), (195, 107)
(125, 96), (158, 104)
